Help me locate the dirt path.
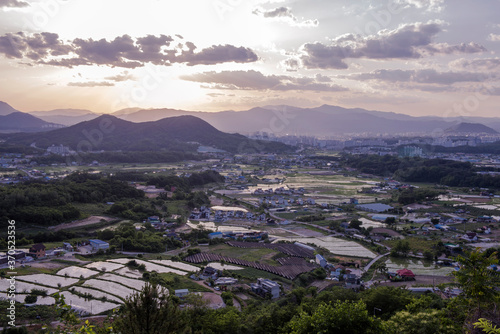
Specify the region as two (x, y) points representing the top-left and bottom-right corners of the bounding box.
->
(378, 275), (453, 287)
(49, 216), (115, 231)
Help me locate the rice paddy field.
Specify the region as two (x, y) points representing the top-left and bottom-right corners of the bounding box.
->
(385, 257), (456, 276)
(272, 236), (378, 259)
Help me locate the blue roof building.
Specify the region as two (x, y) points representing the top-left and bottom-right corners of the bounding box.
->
(89, 239), (109, 250)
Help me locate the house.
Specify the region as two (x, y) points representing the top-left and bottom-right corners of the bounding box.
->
(250, 278), (280, 299)
(12, 250), (25, 260)
(397, 268), (416, 280)
(175, 289), (189, 298)
(147, 216), (161, 224)
(316, 254), (327, 268)
(29, 243), (46, 259)
(214, 277), (238, 285)
(89, 239), (109, 251)
(208, 232), (224, 240)
(330, 265), (344, 278)
(200, 266), (218, 280)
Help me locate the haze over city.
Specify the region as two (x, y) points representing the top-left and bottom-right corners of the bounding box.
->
(1, 0), (499, 118)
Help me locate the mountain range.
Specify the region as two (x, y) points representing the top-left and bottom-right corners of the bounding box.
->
(1, 100), (500, 136)
(3, 114), (290, 154)
(112, 105), (500, 136)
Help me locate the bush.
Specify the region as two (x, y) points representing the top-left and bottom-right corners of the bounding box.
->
(24, 295), (37, 304)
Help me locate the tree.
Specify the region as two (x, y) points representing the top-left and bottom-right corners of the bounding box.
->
(384, 310), (459, 334)
(391, 240), (410, 257)
(349, 219), (362, 230)
(287, 300), (381, 334)
(113, 283), (188, 334)
(452, 248), (500, 318)
(384, 217), (396, 227)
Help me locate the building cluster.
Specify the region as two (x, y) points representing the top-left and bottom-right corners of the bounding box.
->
(250, 278), (281, 299)
(208, 231), (268, 241)
(189, 206), (266, 223)
(315, 254), (364, 289)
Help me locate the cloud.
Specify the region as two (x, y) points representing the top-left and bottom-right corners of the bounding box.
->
(180, 70), (348, 92)
(394, 0), (445, 12)
(104, 71), (134, 82)
(349, 69), (490, 85)
(0, 32), (259, 68)
(488, 34), (500, 42)
(0, 32), (71, 59)
(0, 0), (29, 8)
(450, 58), (500, 72)
(67, 81), (115, 87)
(295, 22), (486, 69)
(253, 6), (318, 27)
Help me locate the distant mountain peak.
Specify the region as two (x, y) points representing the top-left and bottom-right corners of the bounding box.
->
(445, 122), (498, 134)
(0, 101), (20, 116)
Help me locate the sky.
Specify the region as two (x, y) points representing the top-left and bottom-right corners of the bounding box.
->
(0, 0), (500, 118)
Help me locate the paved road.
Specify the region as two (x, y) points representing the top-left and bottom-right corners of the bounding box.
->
(363, 252), (390, 272)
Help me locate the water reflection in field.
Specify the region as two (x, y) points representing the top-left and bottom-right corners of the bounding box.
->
(385, 257), (455, 276)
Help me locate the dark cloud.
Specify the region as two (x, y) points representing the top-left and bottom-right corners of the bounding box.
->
(0, 32), (71, 60)
(349, 69), (491, 85)
(180, 70), (348, 92)
(178, 44), (259, 66)
(0, 32), (259, 68)
(67, 81), (115, 87)
(0, 0), (29, 8)
(297, 22), (486, 69)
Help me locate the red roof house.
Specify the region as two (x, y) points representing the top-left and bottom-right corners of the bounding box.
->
(397, 268), (415, 278)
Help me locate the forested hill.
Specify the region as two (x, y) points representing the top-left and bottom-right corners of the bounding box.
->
(342, 154), (500, 189)
(4, 115), (292, 154)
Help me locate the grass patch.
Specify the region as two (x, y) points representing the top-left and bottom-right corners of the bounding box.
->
(382, 236), (437, 254)
(51, 259), (81, 266)
(158, 273), (212, 292)
(230, 267), (291, 285)
(72, 202), (108, 217)
(298, 224), (329, 236)
(208, 244), (280, 265)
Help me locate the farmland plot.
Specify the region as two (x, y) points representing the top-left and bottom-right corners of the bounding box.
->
(85, 261), (124, 272)
(71, 287), (122, 303)
(113, 267), (143, 279)
(0, 292), (55, 305)
(98, 273), (145, 291)
(206, 262), (244, 271)
(109, 259), (188, 275)
(83, 279), (136, 300)
(150, 260), (199, 272)
(0, 279), (58, 295)
(61, 291), (120, 315)
(57, 266), (99, 278)
(16, 274), (78, 288)
(272, 236), (377, 259)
